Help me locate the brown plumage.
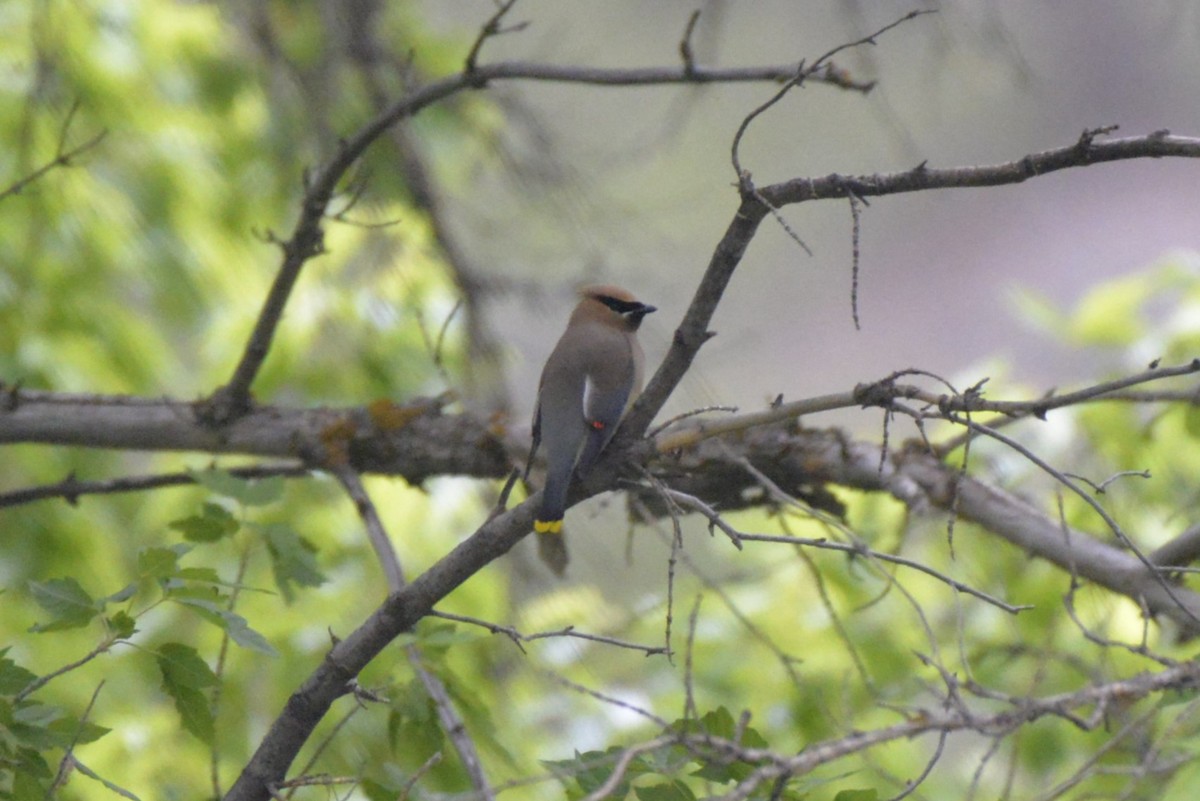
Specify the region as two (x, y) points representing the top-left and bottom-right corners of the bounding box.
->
(526, 285), (656, 574)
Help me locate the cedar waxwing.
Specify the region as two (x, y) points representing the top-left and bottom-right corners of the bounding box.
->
(525, 285), (656, 574)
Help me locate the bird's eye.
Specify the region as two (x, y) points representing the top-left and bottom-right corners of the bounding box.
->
(598, 296), (640, 314)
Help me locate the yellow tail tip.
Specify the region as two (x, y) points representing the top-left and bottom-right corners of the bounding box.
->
(534, 518), (563, 534)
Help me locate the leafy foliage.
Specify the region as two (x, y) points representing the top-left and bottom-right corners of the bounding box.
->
(2, 2), (1200, 800)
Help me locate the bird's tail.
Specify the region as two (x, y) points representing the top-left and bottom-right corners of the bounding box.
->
(534, 471), (570, 575)
(536, 530), (569, 575)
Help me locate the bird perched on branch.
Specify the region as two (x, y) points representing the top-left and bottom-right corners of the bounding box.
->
(525, 285), (656, 574)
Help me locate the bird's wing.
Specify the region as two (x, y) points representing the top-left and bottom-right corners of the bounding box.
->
(575, 333), (636, 475)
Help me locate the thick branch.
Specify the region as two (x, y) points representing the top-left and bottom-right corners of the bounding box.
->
(642, 424), (1200, 635)
(225, 491), (539, 801)
(0, 391), (508, 484)
(759, 131), (1200, 207)
(618, 130), (1200, 462)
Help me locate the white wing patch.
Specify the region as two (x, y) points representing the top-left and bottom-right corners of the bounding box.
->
(582, 374), (595, 420)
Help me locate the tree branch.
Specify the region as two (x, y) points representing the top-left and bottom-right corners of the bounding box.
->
(619, 131), (1200, 458)
(0, 100), (107, 203)
(0, 392), (509, 484)
(200, 57), (875, 423)
(759, 130), (1200, 208)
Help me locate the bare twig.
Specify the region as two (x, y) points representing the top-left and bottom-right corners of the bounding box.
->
(730, 10), (930, 182)
(332, 465), (405, 592)
(331, 466), (494, 801)
(212, 542), (254, 799)
(937, 411), (1200, 627)
(60, 758), (142, 801)
(49, 682), (110, 799)
(0, 463), (309, 510)
(679, 10), (702, 75)
(682, 594), (702, 723)
(648, 404), (739, 438)
(16, 640), (122, 703)
(848, 192), (863, 330)
(201, 43), (876, 424)
(284, 707), (363, 800)
(1063, 468), (1152, 494)
(0, 100), (108, 203)
(464, 0), (526, 75)
(399, 752), (443, 800)
(654, 485), (745, 550)
(429, 610), (668, 656)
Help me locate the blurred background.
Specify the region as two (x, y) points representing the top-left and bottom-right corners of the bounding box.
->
(4, 3), (1200, 797)
(417, 0), (1200, 429)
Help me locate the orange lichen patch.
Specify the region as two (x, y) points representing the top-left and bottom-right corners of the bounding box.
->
(487, 410), (509, 438)
(367, 399), (425, 431)
(319, 417), (358, 465)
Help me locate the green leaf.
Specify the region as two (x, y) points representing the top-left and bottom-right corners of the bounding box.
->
(47, 716), (111, 746)
(833, 789), (879, 801)
(169, 502), (239, 542)
(691, 761), (737, 784)
(157, 642), (218, 689)
(166, 682), (214, 745)
(10, 767), (48, 801)
(1008, 287), (1067, 336)
(545, 747), (649, 797)
(172, 597), (277, 655)
(104, 583), (137, 604)
(635, 781), (697, 801)
(698, 706), (735, 738)
(386, 690), (442, 764)
(1068, 276), (1151, 346)
(237, 475), (286, 506)
(411, 621), (484, 655)
(261, 522), (326, 602)
(137, 545), (184, 578)
(7, 703), (104, 751)
(156, 643), (216, 745)
(107, 610), (138, 639)
(175, 566), (221, 583)
(1185, 406), (1200, 439)
(27, 578), (100, 632)
(190, 469), (284, 506)
(0, 649), (37, 696)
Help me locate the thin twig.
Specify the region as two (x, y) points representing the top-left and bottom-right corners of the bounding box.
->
(939, 411), (1200, 627)
(848, 192), (863, 330)
(0, 100), (108, 203)
(429, 609), (668, 656)
(679, 10), (702, 75)
(16, 639), (121, 703)
(201, 54), (878, 425)
(464, 0), (525, 74)
(0, 463), (309, 510)
(332, 465), (405, 592)
(654, 485), (744, 550)
(212, 541), (254, 799)
(399, 752), (443, 800)
(285, 708), (363, 800)
(63, 758), (143, 801)
(331, 467), (494, 800)
(647, 404), (739, 438)
(682, 594), (702, 724)
(49, 682), (108, 799)
(730, 10), (931, 183)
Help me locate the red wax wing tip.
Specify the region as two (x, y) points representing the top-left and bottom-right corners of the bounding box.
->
(590, 420), (606, 430)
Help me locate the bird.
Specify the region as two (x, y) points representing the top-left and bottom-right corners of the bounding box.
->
(525, 284), (656, 574)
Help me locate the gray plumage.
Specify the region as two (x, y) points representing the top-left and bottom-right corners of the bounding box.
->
(526, 285), (655, 573)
